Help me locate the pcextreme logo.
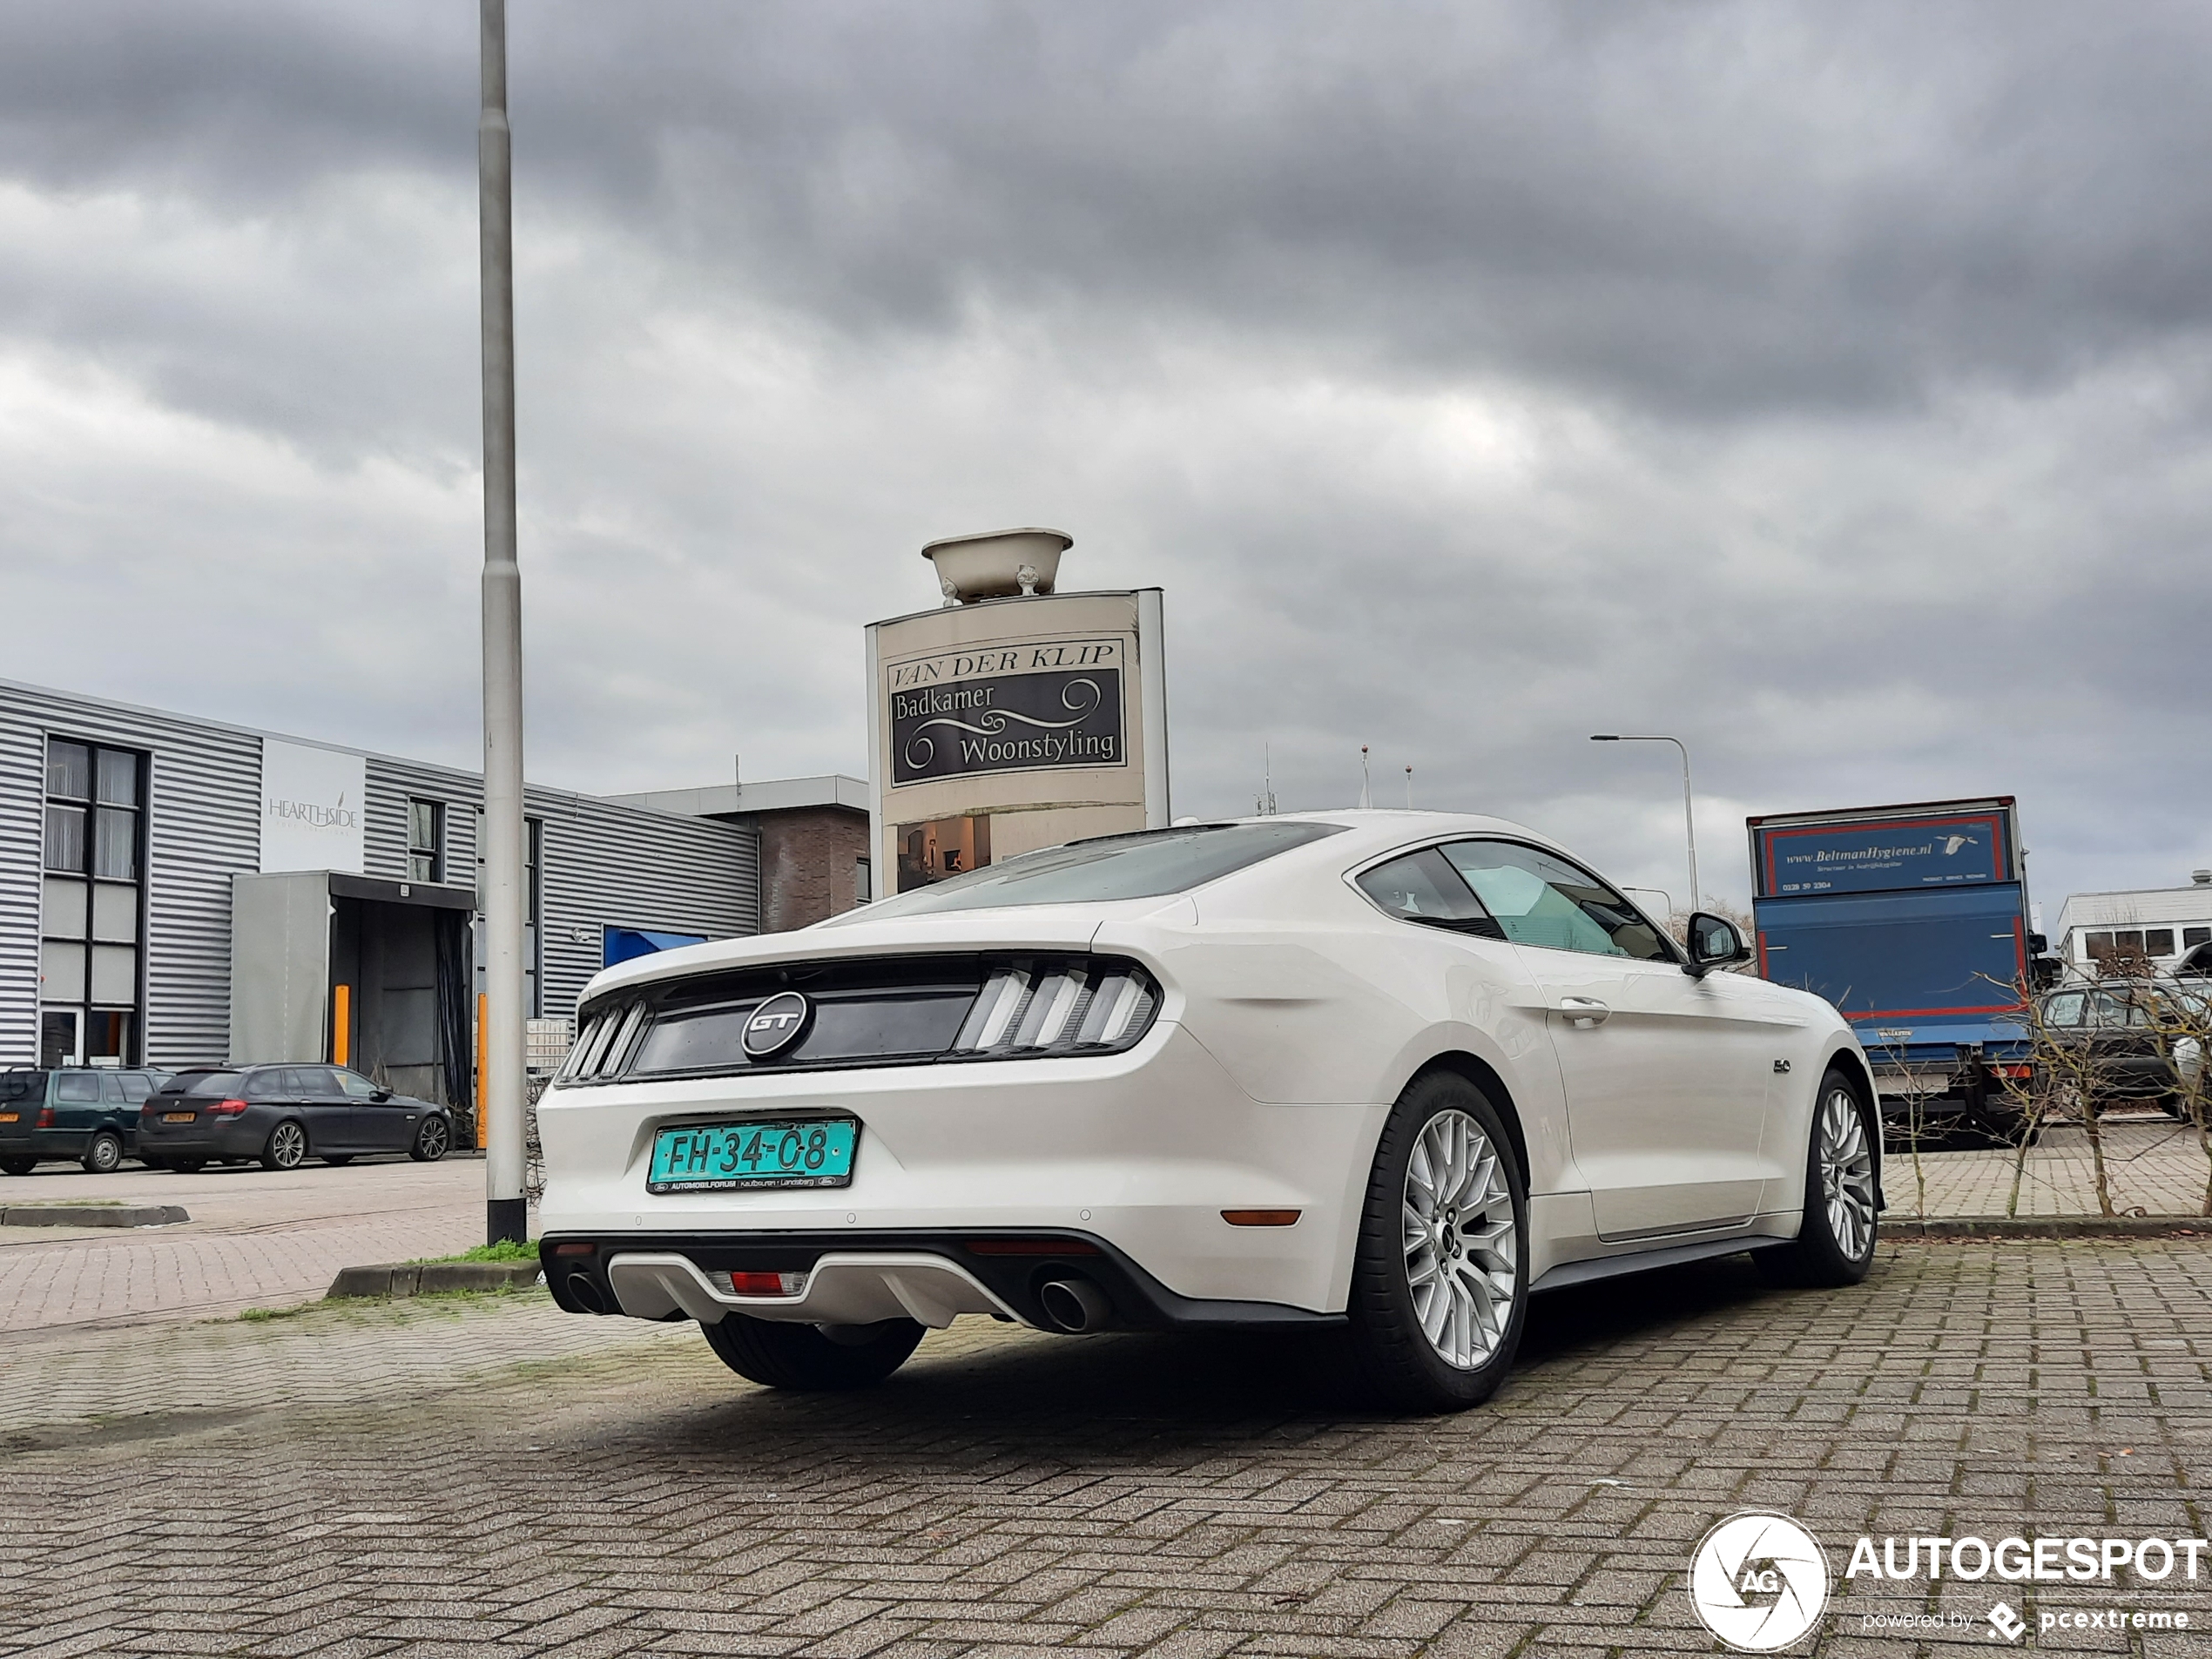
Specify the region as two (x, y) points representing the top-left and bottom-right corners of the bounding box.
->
(1688, 1513), (1830, 1652)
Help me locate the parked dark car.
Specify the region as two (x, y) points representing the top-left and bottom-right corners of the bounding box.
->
(2038, 982), (2209, 1119)
(137, 1064), (455, 1172)
(0, 1068), (172, 1175)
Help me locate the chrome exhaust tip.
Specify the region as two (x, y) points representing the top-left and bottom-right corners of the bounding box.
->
(1037, 1276), (1112, 1333)
(565, 1271), (609, 1315)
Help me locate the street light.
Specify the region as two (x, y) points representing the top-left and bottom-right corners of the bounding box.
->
(479, 0), (528, 1245)
(1590, 734), (1699, 915)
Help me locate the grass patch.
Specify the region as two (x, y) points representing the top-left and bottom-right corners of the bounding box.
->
(236, 1304), (314, 1323)
(409, 1238), (538, 1265)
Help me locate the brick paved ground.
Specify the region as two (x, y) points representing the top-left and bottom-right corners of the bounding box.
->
(3, 1238), (2209, 1656)
(1888, 1114), (2212, 1221)
(0, 1158), (492, 1332)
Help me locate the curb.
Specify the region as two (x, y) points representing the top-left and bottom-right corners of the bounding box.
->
(326, 1259), (543, 1299)
(2, 1204), (189, 1229)
(1881, 1216), (2209, 1240)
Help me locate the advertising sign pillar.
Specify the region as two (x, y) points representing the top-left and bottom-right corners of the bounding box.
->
(865, 529), (1169, 899)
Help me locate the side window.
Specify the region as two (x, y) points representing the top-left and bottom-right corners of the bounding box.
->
(336, 1070), (381, 1099)
(1440, 840), (1674, 962)
(118, 1073), (155, 1103)
(100, 1072), (129, 1104)
(1355, 849), (1496, 932)
(2042, 992), (2086, 1028)
(246, 1070), (289, 1101)
(55, 1073), (102, 1102)
(291, 1067), (341, 1096)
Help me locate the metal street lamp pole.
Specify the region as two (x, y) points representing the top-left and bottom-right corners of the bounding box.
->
(1589, 734), (1699, 914)
(479, 0), (528, 1245)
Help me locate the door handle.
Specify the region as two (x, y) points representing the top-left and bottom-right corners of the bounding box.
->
(1559, 996), (1611, 1029)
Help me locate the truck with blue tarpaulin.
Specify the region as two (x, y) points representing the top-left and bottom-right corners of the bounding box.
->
(1748, 797), (2047, 1138)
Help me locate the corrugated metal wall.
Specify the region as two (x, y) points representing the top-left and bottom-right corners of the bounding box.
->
(1, 678), (760, 1064)
(0, 680), (261, 1068)
(365, 755), (482, 881)
(0, 694), (44, 1067)
(531, 788), (758, 1020)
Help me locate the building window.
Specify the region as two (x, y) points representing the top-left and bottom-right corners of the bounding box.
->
(40, 738), (145, 1066)
(2146, 929), (2175, 958)
(2187, 927), (2211, 950)
(854, 856), (872, 906)
(408, 799), (444, 883)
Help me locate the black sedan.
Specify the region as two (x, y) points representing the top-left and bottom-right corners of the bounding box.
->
(138, 1063), (455, 1172)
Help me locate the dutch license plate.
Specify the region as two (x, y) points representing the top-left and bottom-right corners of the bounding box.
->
(163, 1112), (196, 1123)
(648, 1118), (858, 1194)
(0, 1112), (16, 1123)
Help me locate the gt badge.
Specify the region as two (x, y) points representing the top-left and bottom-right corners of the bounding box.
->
(742, 991), (813, 1059)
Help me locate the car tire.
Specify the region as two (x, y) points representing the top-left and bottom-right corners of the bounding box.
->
(260, 1120), (308, 1172)
(700, 1313), (925, 1391)
(81, 1131), (125, 1176)
(408, 1117), (451, 1163)
(1757, 1068), (1879, 1290)
(1341, 1070), (1529, 1414)
(1, 1156), (36, 1177)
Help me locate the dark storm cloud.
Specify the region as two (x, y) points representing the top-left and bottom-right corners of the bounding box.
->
(11, 2), (2212, 419)
(1, 0), (2209, 907)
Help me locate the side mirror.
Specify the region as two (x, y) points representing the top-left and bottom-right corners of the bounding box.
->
(1685, 912), (1752, 977)
(371, 1088), (392, 1103)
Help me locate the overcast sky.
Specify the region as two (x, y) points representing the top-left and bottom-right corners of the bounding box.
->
(3, 1), (2209, 912)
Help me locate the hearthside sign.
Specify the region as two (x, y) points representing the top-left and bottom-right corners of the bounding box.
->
(887, 637), (1128, 786)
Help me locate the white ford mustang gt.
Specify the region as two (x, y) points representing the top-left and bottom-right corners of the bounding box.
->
(538, 812), (1880, 1412)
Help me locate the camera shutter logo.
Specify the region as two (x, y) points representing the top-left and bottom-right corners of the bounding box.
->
(742, 992), (812, 1059)
(1688, 1513), (1831, 1652)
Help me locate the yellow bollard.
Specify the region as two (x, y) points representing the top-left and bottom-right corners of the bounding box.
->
(475, 992), (489, 1150)
(332, 984), (351, 1068)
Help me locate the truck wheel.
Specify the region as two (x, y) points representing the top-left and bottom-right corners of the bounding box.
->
(1758, 1069), (1879, 1290)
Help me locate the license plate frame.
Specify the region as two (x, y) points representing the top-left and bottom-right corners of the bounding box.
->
(648, 1117), (860, 1194)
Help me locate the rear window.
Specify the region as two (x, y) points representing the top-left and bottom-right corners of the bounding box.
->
(165, 1070), (245, 1096)
(846, 821), (1346, 919)
(0, 1072), (47, 1103)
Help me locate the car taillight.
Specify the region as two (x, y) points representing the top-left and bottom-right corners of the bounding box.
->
(951, 958), (1161, 1057)
(1991, 1064), (2033, 1081)
(36, 1106), (56, 1128)
(205, 1098), (250, 1117)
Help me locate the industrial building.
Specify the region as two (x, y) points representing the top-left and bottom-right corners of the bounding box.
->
(3, 678), (864, 1107)
(2054, 873), (2212, 973)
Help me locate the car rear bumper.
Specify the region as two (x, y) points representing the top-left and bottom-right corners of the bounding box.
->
(541, 1229), (1348, 1334)
(134, 1116), (272, 1159)
(536, 1022), (1384, 1316)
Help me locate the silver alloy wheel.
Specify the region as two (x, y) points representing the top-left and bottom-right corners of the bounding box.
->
(1817, 1087), (1877, 1262)
(269, 1121), (307, 1170)
(86, 1133), (123, 1174)
(417, 1118), (448, 1159)
(1400, 1108), (1519, 1370)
